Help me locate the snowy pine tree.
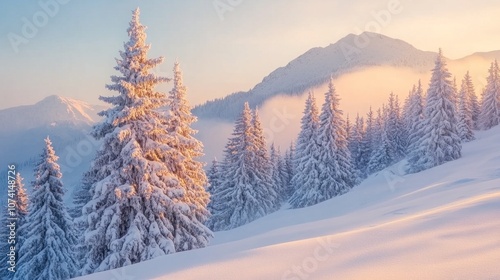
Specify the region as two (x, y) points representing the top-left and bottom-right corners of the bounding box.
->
(457, 77), (475, 141)
(462, 71), (480, 129)
(289, 92), (323, 208)
(14, 137), (78, 280)
(207, 103), (278, 230)
(270, 144), (284, 202)
(479, 61), (500, 130)
(0, 172), (28, 279)
(207, 158), (221, 196)
(291, 80), (355, 208)
(349, 114), (369, 180)
(362, 107), (375, 175)
(283, 142), (295, 199)
(367, 108), (393, 173)
(81, 9), (211, 274)
(405, 81), (425, 155)
(317, 80), (355, 193)
(407, 50), (462, 173)
(165, 62), (212, 252)
(386, 92), (406, 160)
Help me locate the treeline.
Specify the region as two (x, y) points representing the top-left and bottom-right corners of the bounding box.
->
(206, 49), (500, 230)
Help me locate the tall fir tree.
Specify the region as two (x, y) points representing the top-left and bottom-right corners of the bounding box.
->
(405, 81), (425, 151)
(81, 9), (211, 274)
(207, 103), (278, 230)
(362, 107), (375, 175)
(479, 61), (500, 130)
(14, 137), (78, 280)
(289, 92), (322, 208)
(349, 114), (369, 179)
(206, 158), (221, 197)
(291, 80), (355, 208)
(457, 77), (475, 141)
(0, 172), (29, 279)
(386, 92), (406, 160)
(320, 80), (355, 190)
(367, 108), (393, 173)
(402, 85), (414, 128)
(462, 71), (480, 129)
(283, 142), (295, 199)
(165, 62), (212, 252)
(270, 144), (284, 202)
(407, 50), (462, 173)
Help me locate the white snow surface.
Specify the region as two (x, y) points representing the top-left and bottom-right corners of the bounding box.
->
(77, 126), (500, 280)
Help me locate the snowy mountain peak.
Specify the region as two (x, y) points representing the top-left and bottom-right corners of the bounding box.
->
(0, 95), (105, 132)
(194, 32), (438, 120)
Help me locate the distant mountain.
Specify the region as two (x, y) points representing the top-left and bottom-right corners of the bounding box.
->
(193, 32), (500, 121)
(0, 95), (106, 202)
(456, 50), (500, 62)
(0, 95), (105, 133)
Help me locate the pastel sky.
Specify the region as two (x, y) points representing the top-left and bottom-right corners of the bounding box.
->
(1, 0), (499, 109)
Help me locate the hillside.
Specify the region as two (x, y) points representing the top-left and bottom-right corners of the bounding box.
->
(76, 125), (500, 280)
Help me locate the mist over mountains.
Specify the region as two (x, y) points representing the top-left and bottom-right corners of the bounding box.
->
(193, 32), (500, 121)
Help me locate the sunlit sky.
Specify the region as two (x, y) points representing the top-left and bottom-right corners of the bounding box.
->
(1, 0), (499, 109)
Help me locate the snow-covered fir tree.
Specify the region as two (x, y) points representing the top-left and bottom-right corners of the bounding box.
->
(207, 158), (221, 196)
(367, 108), (394, 173)
(14, 137), (78, 280)
(0, 172), (29, 279)
(283, 142), (295, 199)
(71, 167), (99, 269)
(407, 50), (462, 173)
(462, 71), (480, 129)
(402, 85), (414, 127)
(457, 77), (475, 141)
(291, 80), (355, 208)
(81, 9), (211, 274)
(165, 62), (212, 252)
(270, 144), (284, 201)
(479, 61), (500, 130)
(316, 80), (355, 192)
(289, 92), (323, 208)
(207, 103), (278, 230)
(346, 114), (352, 140)
(349, 114), (369, 180)
(362, 107), (375, 175)
(405, 81), (424, 150)
(270, 144), (289, 202)
(387, 93), (406, 160)
(251, 108), (278, 207)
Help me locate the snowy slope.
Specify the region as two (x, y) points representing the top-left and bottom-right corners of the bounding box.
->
(76, 126), (500, 280)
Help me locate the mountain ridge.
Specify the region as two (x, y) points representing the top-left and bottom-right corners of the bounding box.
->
(0, 94), (106, 132)
(193, 32), (499, 121)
